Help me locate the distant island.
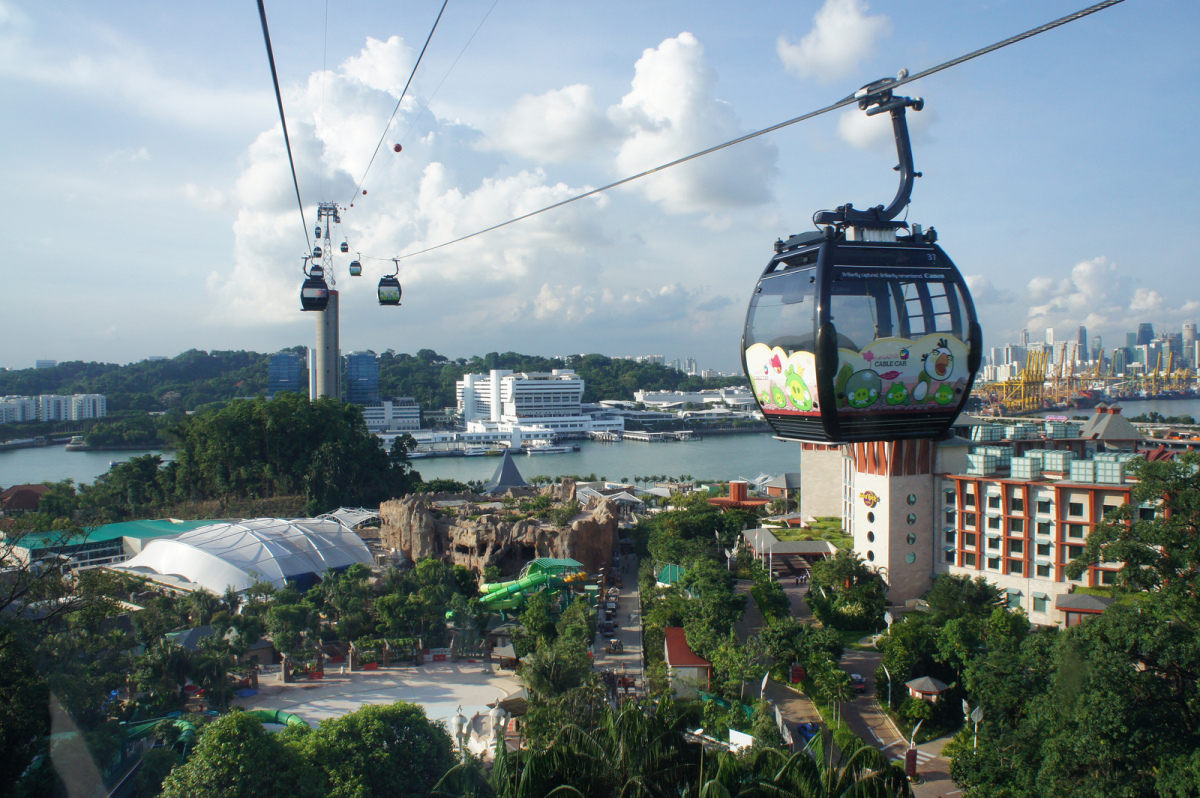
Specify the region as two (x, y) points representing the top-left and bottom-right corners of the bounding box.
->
(0, 348), (747, 444)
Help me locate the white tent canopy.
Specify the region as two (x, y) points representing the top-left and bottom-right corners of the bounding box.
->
(115, 518), (373, 593)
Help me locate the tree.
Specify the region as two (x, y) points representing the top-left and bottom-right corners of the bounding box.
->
(1068, 453), (1200, 622)
(159, 712), (323, 798)
(924, 573), (1004, 623)
(303, 702), (455, 798)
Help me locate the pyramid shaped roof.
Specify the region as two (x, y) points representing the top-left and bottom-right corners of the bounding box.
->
(482, 450), (529, 494)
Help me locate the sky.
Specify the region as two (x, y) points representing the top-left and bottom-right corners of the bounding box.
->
(1, 0), (1197, 373)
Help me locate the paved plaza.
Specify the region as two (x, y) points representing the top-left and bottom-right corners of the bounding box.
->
(232, 661), (522, 729)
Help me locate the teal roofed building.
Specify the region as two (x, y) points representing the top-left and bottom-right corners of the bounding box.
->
(521, 558), (584, 578)
(6, 518), (223, 569)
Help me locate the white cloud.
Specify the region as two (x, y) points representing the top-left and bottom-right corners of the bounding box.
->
(487, 84), (617, 162)
(480, 32), (776, 214)
(181, 183), (227, 211)
(778, 0), (891, 83)
(1024, 256), (1195, 341)
(964, 274), (1013, 306)
(105, 146), (150, 164)
(0, 11), (268, 130)
(610, 33), (777, 214)
(207, 36), (609, 326)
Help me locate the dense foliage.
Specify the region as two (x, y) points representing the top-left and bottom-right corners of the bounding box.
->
(28, 394), (421, 520)
(0, 349), (284, 414)
(805, 550), (888, 631)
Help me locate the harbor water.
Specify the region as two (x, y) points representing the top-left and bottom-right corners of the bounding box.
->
(0, 434), (800, 489)
(3, 398), (1197, 490)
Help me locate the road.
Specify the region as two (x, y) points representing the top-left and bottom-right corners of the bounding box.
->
(591, 553), (645, 697)
(776, 580), (958, 796)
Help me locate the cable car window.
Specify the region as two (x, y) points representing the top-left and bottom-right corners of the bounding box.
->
(829, 271), (968, 351)
(746, 266), (816, 353)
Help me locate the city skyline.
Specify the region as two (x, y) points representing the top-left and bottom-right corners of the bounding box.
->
(3, 0), (1198, 371)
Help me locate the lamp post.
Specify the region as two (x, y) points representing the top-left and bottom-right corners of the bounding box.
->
(971, 706), (984, 750)
(882, 663), (892, 710)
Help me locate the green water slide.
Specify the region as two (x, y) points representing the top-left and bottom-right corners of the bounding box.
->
(243, 709), (308, 728)
(478, 570), (553, 608)
(122, 715), (199, 750)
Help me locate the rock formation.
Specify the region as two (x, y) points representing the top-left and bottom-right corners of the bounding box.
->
(378, 484), (617, 575)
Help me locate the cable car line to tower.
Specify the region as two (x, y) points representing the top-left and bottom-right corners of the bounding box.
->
(389, 0), (1124, 264)
(255, 0), (310, 253)
(345, 0), (451, 210)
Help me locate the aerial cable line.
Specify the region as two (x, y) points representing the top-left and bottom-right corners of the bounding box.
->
(391, 0), (1125, 264)
(256, 0), (311, 252)
(396, 0), (500, 148)
(317, 0), (330, 201)
(346, 0), (451, 209)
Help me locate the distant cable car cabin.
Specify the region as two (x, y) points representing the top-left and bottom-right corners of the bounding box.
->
(312, 245), (323, 259)
(340, 241), (349, 253)
(378, 259), (401, 305)
(349, 260), (362, 277)
(300, 261), (329, 312)
(742, 74), (981, 444)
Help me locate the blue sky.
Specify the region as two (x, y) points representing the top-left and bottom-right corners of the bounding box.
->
(1, 0), (1196, 373)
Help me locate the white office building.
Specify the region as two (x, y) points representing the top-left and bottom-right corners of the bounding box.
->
(456, 369), (623, 438)
(361, 397), (421, 433)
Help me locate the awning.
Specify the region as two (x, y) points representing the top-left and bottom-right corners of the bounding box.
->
(1006, 587), (1022, 595)
(1033, 592), (1049, 599)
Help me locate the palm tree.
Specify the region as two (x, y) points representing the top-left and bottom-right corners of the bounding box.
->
(696, 733), (912, 797)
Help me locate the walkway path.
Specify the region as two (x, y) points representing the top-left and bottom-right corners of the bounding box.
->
(591, 553), (644, 696)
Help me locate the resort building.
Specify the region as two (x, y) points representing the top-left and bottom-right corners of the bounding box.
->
(361, 397), (420, 433)
(805, 405), (1156, 627)
(456, 369), (623, 438)
(0, 394), (106, 423)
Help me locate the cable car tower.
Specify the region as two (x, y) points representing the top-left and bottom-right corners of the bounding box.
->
(311, 201), (343, 400)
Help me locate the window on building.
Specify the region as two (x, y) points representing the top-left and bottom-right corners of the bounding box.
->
(945, 530), (956, 545)
(1009, 518), (1025, 534)
(988, 516), (1001, 530)
(1068, 524), (1085, 539)
(1068, 501), (1085, 517)
(964, 552), (977, 566)
(965, 492), (976, 507)
(1037, 521), (1052, 537)
(964, 513), (977, 528)
(1139, 507), (1156, 521)
(944, 489), (956, 506)
(945, 510), (956, 525)
(944, 550), (955, 563)
(1101, 570), (1117, 585)
(1036, 542), (1052, 557)
(1008, 561), (1024, 575)
(1009, 540), (1024, 555)
(965, 533), (977, 547)
(988, 495), (1002, 509)
(1033, 595), (1049, 613)
(1067, 545), (1085, 560)
(1036, 564), (1051, 578)
(987, 556), (1001, 570)
(987, 537), (1000, 550)
(1007, 591), (1021, 608)
(1011, 497), (1025, 513)
(1037, 500), (1052, 515)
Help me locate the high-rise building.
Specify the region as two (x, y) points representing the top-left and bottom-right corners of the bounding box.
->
(1112, 348), (1128, 375)
(1046, 328), (1055, 346)
(1091, 334), (1102, 362)
(1183, 323), (1197, 345)
(1077, 326), (1087, 351)
(35, 360), (56, 369)
(685, 357), (697, 375)
(1020, 329), (1029, 347)
(1137, 322), (1155, 346)
(1126, 332), (1138, 350)
(268, 351), (304, 398)
(343, 350), (380, 405)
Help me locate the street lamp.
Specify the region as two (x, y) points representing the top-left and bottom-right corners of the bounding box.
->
(882, 663), (892, 709)
(971, 706), (984, 750)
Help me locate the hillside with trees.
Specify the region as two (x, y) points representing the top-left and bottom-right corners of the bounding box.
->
(0, 347), (744, 419)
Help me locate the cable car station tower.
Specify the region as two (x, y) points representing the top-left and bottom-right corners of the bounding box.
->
(312, 202), (341, 400)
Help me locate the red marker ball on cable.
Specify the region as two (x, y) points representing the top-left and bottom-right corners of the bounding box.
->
(393, 143), (402, 153)
(362, 190), (367, 195)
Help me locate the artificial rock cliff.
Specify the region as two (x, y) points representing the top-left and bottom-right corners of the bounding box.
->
(378, 480), (618, 575)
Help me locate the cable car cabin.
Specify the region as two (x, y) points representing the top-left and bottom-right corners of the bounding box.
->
(377, 275), (401, 306)
(340, 241), (349, 253)
(300, 265), (330, 312)
(348, 260), (362, 277)
(743, 230), (981, 444)
(313, 245), (323, 259)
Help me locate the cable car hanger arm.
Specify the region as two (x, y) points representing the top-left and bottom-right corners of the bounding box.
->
(815, 73), (923, 230)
